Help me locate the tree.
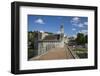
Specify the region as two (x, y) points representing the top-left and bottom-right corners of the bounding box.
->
(85, 35), (88, 43)
(76, 33), (85, 45)
(28, 31), (35, 49)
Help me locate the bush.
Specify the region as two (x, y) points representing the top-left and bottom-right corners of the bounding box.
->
(28, 48), (38, 60)
(74, 48), (88, 58)
(76, 52), (88, 58)
(74, 48), (87, 52)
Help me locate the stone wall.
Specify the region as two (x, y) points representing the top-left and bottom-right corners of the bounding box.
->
(38, 41), (64, 55)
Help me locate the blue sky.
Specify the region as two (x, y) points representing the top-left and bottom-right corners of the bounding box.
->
(28, 15), (88, 37)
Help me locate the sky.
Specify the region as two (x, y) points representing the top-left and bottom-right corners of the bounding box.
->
(28, 15), (88, 37)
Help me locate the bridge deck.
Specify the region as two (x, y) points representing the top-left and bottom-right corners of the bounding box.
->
(29, 45), (76, 60)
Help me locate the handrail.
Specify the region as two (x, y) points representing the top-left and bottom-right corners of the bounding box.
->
(66, 45), (79, 59)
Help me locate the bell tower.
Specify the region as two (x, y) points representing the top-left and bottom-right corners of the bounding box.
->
(60, 24), (64, 34)
(60, 24), (64, 41)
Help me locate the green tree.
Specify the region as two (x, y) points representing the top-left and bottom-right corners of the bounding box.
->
(85, 35), (88, 43)
(28, 31), (35, 49)
(76, 33), (85, 45)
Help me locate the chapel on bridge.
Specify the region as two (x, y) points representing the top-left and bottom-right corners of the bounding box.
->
(34, 24), (68, 55)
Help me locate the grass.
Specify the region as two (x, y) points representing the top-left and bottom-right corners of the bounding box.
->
(74, 48), (87, 52)
(76, 53), (88, 58)
(74, 48), (88, 58)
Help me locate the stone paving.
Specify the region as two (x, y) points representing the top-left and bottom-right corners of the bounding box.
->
(29, 46), (74, 60)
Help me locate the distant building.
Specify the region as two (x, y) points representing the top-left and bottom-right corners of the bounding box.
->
(34, 24), (68, 56)
(64, 36), (68, 44)
(68, 36), (76, 45)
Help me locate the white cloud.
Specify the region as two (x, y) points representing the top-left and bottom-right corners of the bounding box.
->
(71, 17), (80, 24)
(73, 23), (84, 28)
(78, 23), (84, 27)
(78, 29), (88, 35)
(72, 17), (80, 21)
(72, 28), (76, 31)
(71, 17), (88, 28)
(71, 17), (82, 28)
(84, 22), (88, 25)
(81, 30), (87, 33)
(35, 18), (45, 24)
(40, 30), (44, 33)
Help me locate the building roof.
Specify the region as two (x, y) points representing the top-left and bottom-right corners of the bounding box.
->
(43, 34), (60, 41)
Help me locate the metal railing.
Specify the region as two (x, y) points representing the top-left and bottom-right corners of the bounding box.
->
(66, 45), (79, 59)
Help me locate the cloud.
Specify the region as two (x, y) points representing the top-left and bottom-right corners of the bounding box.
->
(78, 29), (88, 35)
(72, 28), (76, 31)
(84, 22), (88, 25)
(40, 30), (44, 33)
(35, 18), (45, 24)
(81, 30), (87, 33)
(71, 17), (81, 27)
(71, 17), (80, 24)
(78, 23), (84, 27)
(72, 23), (84, 28)
(71, 17), (88, 28)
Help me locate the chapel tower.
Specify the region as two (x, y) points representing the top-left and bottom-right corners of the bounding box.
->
(60, 24), (64, 41)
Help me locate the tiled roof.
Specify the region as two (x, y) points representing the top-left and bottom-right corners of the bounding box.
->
(43, 34), (60, 41)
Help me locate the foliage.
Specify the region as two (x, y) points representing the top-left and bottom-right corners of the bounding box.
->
(76, 52), (87, 58)
(74, 48), (87, 52)
(85, 35), (88, 43)
(74, 48), (87, 58)
(75, 33), (87, 45)
(28, 31), (36, 49)
(28, 31), (38, 59)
